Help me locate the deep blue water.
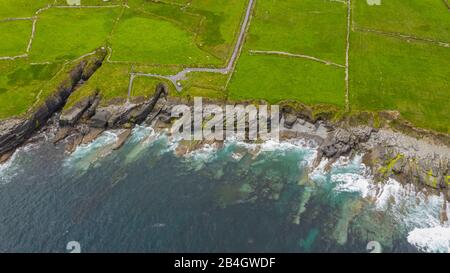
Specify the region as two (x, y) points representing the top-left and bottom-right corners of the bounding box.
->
(0, 126), (447, 252)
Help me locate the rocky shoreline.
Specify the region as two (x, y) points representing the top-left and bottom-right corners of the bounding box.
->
(0, 47), (107, 163)
(0, 75), (449, 199)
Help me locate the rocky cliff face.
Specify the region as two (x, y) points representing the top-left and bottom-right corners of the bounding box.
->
(50, 83), (169, 154)
(1, 60), (448, 195)
(277, 106), (449, 192)
(313, 124), (449, 191)
(0, 48), (106, 161)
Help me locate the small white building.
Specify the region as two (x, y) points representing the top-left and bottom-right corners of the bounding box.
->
(66, 0), (81, 6)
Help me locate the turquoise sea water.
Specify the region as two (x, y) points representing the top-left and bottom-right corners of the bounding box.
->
(0, 126), (448, 252)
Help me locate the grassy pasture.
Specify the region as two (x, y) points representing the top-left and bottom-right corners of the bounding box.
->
(0, 20), (32, 56)
(0, 0), (448, 135)
(350, 32), (450, 133)
(110, 10), (220, 65)
(187, 0), (248, 61)
(227, 0), (346, 107)
(55, 0), (124, 5)
(30, 7), (120, 62)
(179, 71), (228, 100)
(65, 63), (131, 108)
(247, 0), (347, 64)
(353, 0), (450, 42)
(228, 53), (345, 106)
(131, 76), (175, 98)
(123, 0), (248, 63)
(0, 0), (52, 19)
(0, 60), (63, 119)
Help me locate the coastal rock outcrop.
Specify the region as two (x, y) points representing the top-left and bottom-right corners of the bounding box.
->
(52, 83), (170, 153)
(319, 126), (374, 158)
(59, 94), (99, 126)
(0, 48), (107, 160)
(283, 113), (297, 129)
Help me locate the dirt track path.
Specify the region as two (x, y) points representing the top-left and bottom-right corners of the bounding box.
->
(248, 50), (345, 68)
(128, 0), (256, 95)
(355, 27), (450, 48)
(345, 0), (351, 112)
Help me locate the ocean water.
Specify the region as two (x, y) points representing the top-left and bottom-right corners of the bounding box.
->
(0, 126), (448, 253)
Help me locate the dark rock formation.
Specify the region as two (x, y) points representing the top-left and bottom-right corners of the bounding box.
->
(53, 126), (73, 144)
(59, 96), (94, 126)
(65, 133), (84, 154)
(112, 129), (132, 150)
(283, 113), (297, 129)
(89, 82), (168, 129)
(89, 109), (112, 128)
(81, 128), (104, 145)
(362, 145), (449, 190)
(124, 83), (168, 125)
(319, 126), (374, 158)
(0, 48), (106, 159)
(82, 95), (100, 120)
(54, 83), (169, 153)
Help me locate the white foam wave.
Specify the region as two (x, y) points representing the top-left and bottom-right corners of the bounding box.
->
(182, 144), (219, 171)
(0, 152), (20, 185)
(368, 178), (444, 228)
(408, 226), (450, 253)
(125, 126), (170, 164)
(332, 173), (372, 198)
(0, 142), (41, 184)
(129, 125), (155, 143)
(63, 130), (119, 170)
(310, 155), (373, 197)
(229, 138), (316, 153)
(185, 144), (217, 161)
(367, 178), (449, 253)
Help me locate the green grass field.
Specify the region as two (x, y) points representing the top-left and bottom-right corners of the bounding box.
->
(353, 0), (450, 42)
(65, 63), (131, 108)
(0, 0), (449, 134)
(0, 60), (63, 119)
(228, 53), (345, 106)
(30, 7), (120, 62)
(246, 0), (347, 64)
(0, 20), (32, 57)
(110, 10), (220, 65)
(227, 0), (347, 107)
(55, 0), (123, 5)
(350, 31), (450, 133)
(127, 0), (248, 62)
(0, 0), (51, 19)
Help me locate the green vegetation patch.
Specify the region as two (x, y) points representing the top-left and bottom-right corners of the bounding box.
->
(188, 0), (248, 61)
(0, 0), (51, 19)
(247, 0), (347, 64)
(110, 10), (220, 65)
(179, 71), (228, 100)
(353, 0), (450, 42)
(349, 32), (450, 133)
(0, 20), (32, 56)
(228, 53), (345, 106)
(55, 0), (124, 5)
(66, 63), (131, 108)
(30, 7), (120, 62)
(127, 0), (248, 62)
(132, 76), (175, 98)
(0, 60), (63, 119)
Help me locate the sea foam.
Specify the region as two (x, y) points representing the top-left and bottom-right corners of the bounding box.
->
(407, 226), (450, 253)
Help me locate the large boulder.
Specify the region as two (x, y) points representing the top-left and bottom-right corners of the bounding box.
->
(284, 113), (297, 129)
(319, 127), (374, 158)
(89, 109), (112, 128)
(59, 97), (92, 126)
